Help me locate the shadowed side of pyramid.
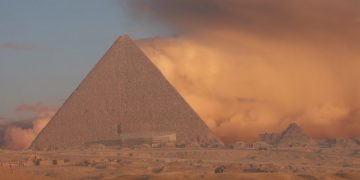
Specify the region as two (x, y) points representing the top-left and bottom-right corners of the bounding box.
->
(30, 35), (220, 150)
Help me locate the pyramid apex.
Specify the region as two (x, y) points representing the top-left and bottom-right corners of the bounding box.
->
(112, 35), (137, 48)
(116, 35), (132, 42)
(288, 122), (300, 129)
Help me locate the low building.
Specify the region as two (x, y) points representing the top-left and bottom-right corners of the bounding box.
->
(121, 132), (176, 147)
(253, 141), (273, 150)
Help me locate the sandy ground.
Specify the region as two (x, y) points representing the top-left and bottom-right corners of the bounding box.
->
(0, 167), (53, 180)
(0, 146), (359, 179)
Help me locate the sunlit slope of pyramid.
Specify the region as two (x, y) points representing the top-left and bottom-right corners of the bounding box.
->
(30, 35), (220, 150)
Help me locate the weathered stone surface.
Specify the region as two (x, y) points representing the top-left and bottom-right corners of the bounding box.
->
(30, 35), (220, 150)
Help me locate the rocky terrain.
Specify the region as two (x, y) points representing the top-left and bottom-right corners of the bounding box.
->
(0, 145), (359, 179)
(0, 123), (359, 179)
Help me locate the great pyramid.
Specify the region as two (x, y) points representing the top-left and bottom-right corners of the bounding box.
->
(30, 35), (220, 150)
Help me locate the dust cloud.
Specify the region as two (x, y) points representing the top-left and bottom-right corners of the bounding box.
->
(124, 0), (360, 142)
(3, 104), (56, 150)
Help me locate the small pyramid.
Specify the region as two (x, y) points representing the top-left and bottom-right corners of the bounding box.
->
(30, 35), (220, 150)
(277, 123), (318, 148)
(280, 123), (304, 139)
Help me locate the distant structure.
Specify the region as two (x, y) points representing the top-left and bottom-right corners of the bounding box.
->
(120, 132), (177, 146)
(318, 137), (360, 148)
(30, 35), (220, 150)
(260, 123), (318, 149)
(259, 133), (280, 146)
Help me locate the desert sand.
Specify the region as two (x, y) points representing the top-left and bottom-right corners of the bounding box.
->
(0, 144), (359, 179)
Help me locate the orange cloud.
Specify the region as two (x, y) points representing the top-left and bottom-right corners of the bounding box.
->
(3, 104), (56, 150)
(138, 35), (360, 143)
(130, 0), (360, 142)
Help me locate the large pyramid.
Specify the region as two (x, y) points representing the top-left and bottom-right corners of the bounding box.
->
(31, 35), (220, 150)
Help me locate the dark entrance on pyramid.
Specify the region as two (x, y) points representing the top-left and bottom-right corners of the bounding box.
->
(117, 123), (122, 135)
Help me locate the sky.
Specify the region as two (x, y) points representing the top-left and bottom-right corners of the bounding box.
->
(0, 0), (169, 119)
(1, 1), (360, 147)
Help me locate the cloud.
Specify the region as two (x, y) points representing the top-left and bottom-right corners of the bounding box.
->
(15, 103), (57, 115)
(126, 0), (360, 142)
(0, 117), (11, 124)
(124, 0), (360, 41)
(0, 42), (33, 50)
(1, 103), (57, 150)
